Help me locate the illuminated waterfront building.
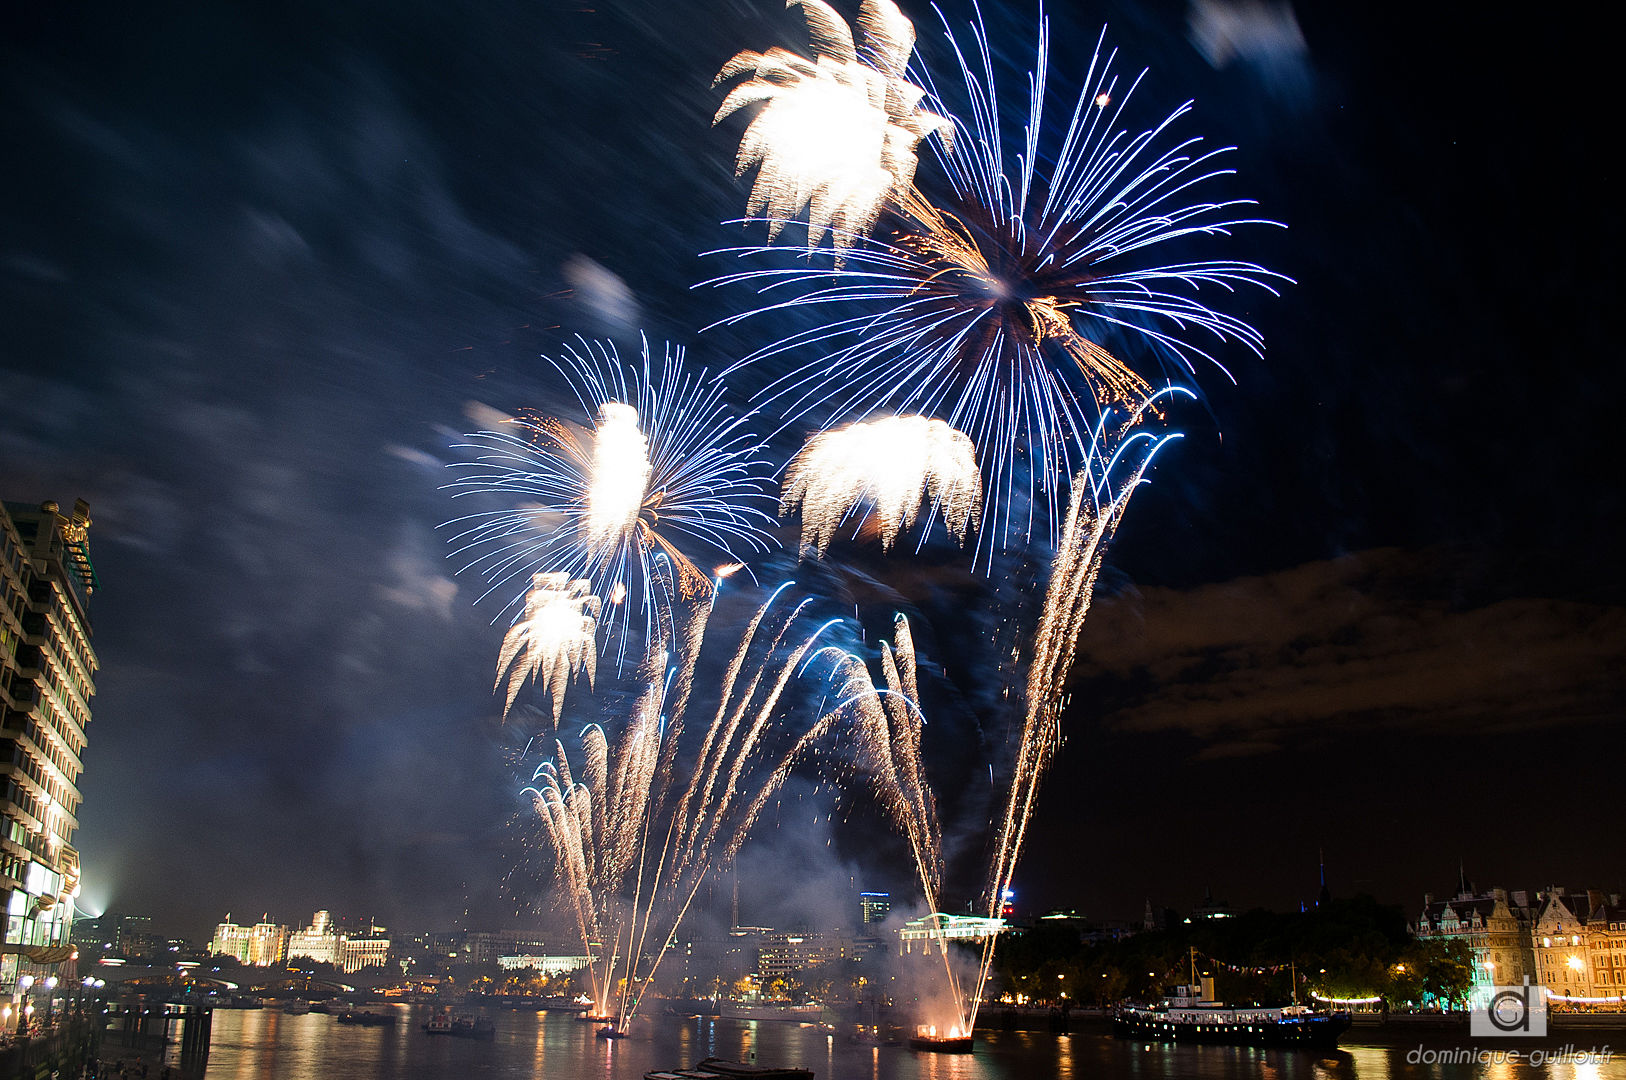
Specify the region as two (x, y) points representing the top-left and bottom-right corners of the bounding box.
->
(898, 913), (1005, 955)
(498, 953), (592, 976)
(1416, 879), (1624, 1007)
(286, 910), (341, 967)
(209, 917), (251, 962)
(1532, 889), (1626, 1002)
(0, 499), (96, 993)
(756, 931), (861, 981)
(209, 914), (289, 966)
(339, 933), (391, 974)
(219, 910), (392, 973)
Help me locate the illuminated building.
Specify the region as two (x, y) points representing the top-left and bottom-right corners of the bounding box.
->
(209, 916), (251, 962)
(1532, 889), (1626, 1004)
(220, 910), (394, 974)
(858, 891), (890, 927)
(339, 934), (390, 974)
(755, 931), (858, 981)
(897, 913), (1004, 954)
(1, 499), (96, 994)
(287, 910), (340, 967)
(208, 914), (288, 966)
(498, 953), (592, 976)
(1416, 878), (1625, 1007)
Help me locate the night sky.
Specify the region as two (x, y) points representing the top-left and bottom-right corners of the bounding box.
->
(2, 0), (1619, 944)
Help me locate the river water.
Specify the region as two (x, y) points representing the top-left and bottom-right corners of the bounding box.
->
(137, 1006), (1625, 1080)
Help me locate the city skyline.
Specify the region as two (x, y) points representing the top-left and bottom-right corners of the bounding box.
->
(2, 0), (1619, 953)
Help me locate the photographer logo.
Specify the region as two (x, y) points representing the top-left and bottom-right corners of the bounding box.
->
(1470, 979), (1547, 1037)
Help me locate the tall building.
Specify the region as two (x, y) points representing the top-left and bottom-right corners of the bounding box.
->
(71, 911), (153, 957)
(859, 891), (890, 927)
(286, 910), (341, 967)
(285, 910), (394, 974)
(208, 914), (289, 966)
(1, 499), (97, 992)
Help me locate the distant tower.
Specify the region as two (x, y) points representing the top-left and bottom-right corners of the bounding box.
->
(1, 499), (98, 982)
(1317, 848), (1331, 907)
(731, 869), (740, 930)
(859, 891), (891, 927)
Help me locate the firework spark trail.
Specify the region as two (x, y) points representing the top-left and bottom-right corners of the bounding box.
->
(968, 386), (1194, 1019)
(526, 752), (605, 1007)
(705, 10), (1285, 554)
(614, 590), (846, 1031)
(495, 572), (600, 725)
(824, 612), (978, 1034)
(714, 0), (953, 251)
(519, 568), (717, 1019)
(781, 415), (980, 555)
(442, 336), (776, 671)
(524, 583), (846, 1032)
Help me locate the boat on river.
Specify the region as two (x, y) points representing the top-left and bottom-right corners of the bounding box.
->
(336, 1009), (398, 1027)
(1114, 955), (1349, 1049)
(421, 1008), (493, 1039)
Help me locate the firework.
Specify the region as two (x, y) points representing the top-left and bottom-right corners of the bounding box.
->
(708, 11), (1285, 551)
(443, 337), (777, 664)
(714, 0), (953, 250)
(781, 414), (980, 554)
(522, 636), (670, 1016)
(825, 613), (977, 1036)
(525, 582), (846, 1032)
(496, 572), (601, 725)
(970, 386), (1194, 1013)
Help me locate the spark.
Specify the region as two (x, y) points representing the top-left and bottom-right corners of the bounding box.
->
(714, 0), (953, 251)
(443, 336), (777, 667)
(970, 385), (1194, 1017)
(496, 572), (600, 725)
(706, 10), (1286, 553)
(525, 583), (846, 1034)
(781, 414), (980, 554)
(822, 612), (973, 1036)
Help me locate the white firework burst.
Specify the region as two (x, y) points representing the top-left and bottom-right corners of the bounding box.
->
(496, 572), (600, 725)
(714, 0), (953, 249)
(781, 414), (980, 554)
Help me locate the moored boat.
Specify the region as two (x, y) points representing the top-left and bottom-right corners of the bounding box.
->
(1114, 977), (1350, 1049)
(336, 1009), (398, 1027)
(451, 1015), (496, 1040)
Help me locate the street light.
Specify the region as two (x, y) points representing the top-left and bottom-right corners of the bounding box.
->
(15, 975), (33, 1036)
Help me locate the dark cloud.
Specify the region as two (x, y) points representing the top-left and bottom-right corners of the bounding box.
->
(1071, 548), (1626, 757)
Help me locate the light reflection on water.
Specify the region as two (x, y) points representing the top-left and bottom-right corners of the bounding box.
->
(191, 1010), (1626, 1080)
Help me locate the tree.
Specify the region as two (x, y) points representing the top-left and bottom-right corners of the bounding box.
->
(1417, 939), (1475, 1008)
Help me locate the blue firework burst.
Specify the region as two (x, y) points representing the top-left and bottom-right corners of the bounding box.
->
(442, 336), (778, 655)
(705, 3), (1288, 554)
